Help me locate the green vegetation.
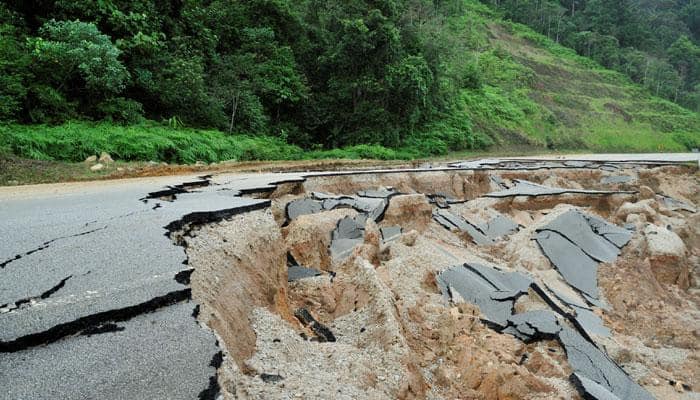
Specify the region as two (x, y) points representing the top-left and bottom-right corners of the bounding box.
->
(480, 0), (700, 112)
(0, 0), (698, 167)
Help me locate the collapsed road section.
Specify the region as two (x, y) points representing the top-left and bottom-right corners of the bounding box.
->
(0, 156), (698, 399)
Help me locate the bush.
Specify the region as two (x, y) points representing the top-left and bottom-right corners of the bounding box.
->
(97, 98), (145, 124)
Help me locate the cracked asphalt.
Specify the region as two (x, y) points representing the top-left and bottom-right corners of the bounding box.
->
(0, 153), (697, 399)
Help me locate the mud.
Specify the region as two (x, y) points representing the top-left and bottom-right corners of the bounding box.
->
(183, 163), (699, 399)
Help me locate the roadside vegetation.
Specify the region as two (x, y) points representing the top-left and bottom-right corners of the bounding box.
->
(0, 0), (698, 172)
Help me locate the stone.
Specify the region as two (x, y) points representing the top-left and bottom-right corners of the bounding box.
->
(90, 163), (104, 171)
(400, 230), (418, 246)
(644, 224), (689, 288)
(644, 224), (686, 258)
(615, 200), (657, 221)
(98, 152), (114, 163)
(84, 155), (97, 163)
(638, 186), (655, 200)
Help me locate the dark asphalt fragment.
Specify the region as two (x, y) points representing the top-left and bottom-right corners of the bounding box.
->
(436, 263), (532, 327)
(288, 265), (322, 282)
(482, 214), (519, 238)
(534, 230), (600, 299)
(503, 310), (562, 341)
(433, 209), (494, 246)
(286, 198), (324, 221)
(539, 210), (621, 263)
(380, 226), (402, 243)
(484, 179), (633, 198)
(583, 214), (633, 249)
(329, 215), (366, 260)
(656, 194), (697, 213)
(285, 192), (390, 224)
(260, 373), (285, 383)
(534, 210), (632, 302)
(559, 327), (654, 400)
(356, 187), (397, 198)
(294, 308), (336, 342)
(571, 373), (621, 400)
(572, 305), (611, 338)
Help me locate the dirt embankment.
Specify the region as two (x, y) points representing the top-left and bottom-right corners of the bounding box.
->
(183, 164), (699, 399)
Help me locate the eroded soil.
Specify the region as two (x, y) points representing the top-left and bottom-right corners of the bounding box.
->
(183, 163), (699, 400)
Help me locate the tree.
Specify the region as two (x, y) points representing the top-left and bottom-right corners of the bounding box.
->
(32, 20), (128, 94)
(0, 23), (30, 120)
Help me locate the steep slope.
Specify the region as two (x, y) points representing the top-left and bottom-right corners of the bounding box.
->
(450, 1), (699, 152)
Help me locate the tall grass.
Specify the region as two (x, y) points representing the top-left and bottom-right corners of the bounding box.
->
(0, 122), (305, 163)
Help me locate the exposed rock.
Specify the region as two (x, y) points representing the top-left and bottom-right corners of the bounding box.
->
(638, 186), (655, 200)
(644, 224), (689, 288)
(381, 194), (432, 231)
(616, 200), (658, 221)
(400, 229), (418, 246)
(644, 224), (687, 258)
(98, 152), (114, 163)
(84, 155), (97, 163)
(90, 163), (104, 171)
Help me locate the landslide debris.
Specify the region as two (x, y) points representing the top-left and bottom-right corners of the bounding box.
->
(182, 160), (699, 400)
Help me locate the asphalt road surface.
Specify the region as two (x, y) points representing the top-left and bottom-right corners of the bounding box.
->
(0, 153), (697, 399)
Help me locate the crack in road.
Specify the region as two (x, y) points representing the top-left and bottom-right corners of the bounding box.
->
(1, 275), (73, 313)
(0, 226), (108, 269)
(0, 288), (191, 353)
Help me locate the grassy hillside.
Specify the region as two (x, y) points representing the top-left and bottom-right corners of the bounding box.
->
(449, 1), (699, 152)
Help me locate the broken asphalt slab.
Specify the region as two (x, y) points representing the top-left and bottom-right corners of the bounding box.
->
(534, 210), (631, 301)
(485, 179), (636, 198)
(438, 262), (653, 400)
(437, 263), (532, 327)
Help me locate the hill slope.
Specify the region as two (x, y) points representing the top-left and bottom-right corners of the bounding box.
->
(447, 2), (699, 152)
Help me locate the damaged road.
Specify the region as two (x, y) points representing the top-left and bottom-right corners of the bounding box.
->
(1, 153), (698, 399)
